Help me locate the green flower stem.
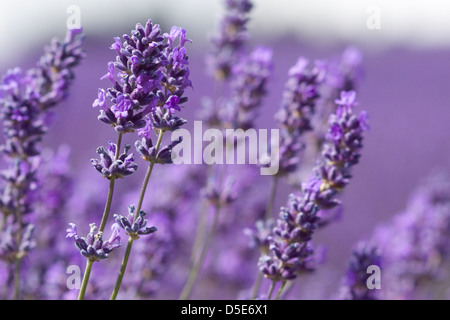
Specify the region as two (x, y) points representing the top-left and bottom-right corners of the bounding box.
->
(267, 280), (277, 300)
(99, 132), (122, 233)
(12, 177), (26, 300)
(188, 165), (215, 267)
(110, 129), (165, 300)
(179, 204), (221, 300)
(274, 280), (287, 300)
(77, 132), (122, 300)
(250, 272), (263, 300)
(250, 176), (279, 300)
(12, 258), (22, 300)
(77, 259), (93, 300)
(265, 176), (278, 221)
(189, 200), (208, 267)
(281, 280), (295, 298)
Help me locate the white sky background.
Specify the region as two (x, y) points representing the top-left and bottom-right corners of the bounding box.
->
(0, 0), (450, 65)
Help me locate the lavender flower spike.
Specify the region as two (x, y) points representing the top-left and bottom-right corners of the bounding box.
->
(275, 58), (326, 177)
(0, 222), (36, 263)
(66, 223), (121, 262)
(94, 20), (192, 134)
(259, 90), (369, 282)
(338, 244), (381, 300)
(91, 142), (138, 179)
(135, 135), (183, 164)
(0, 28), (84, 158)
(229, 46), (273, 130)
(113, 205), (157, 240)
(208, 0), (254, 80)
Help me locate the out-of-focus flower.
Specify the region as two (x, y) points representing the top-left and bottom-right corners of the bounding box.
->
(275, 58), (326, 177)
(338, 244), (381, 300)
(369, 172), (450, 299)
(207, 0), (254, 80)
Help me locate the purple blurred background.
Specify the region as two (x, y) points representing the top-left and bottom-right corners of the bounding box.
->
(1, 0), (449, 298)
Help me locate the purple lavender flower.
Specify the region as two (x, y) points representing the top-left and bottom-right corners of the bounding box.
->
(0, 28), (84, 158)
(259, 91), (368, 282)
(113, 205), (157, 240)
(227, 46), (273, 130)
(95, 20), (191, 135)
(0, 221), (36, 263)
(149, 108), (187, 132)
(117, 212), (176, 298)
(66, 223), (121, 262)
(32, 27), (85, 110)
(91, 143), (138, 179)
(0, 158), (39, 218)
(258, 241), (316, 281)
(323, 47), (363, 98)
(244, 219), (275, 255)
(208, 0), (254, 80)
(367, 172), (450, 300)
(338, 244), (381, 300)
(275, 58), (326, 177)
(135, 136), (183, 164)
(310, 47), (363, 162)
(202, 176), (237, 208)
(0, 30), (84, 298)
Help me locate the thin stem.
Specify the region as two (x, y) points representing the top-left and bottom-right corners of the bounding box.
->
(179, 204), (221, 300)
(110, 237), (133, 300)
(188, 165), (215, 267)
(250, 176), (279, 300)
(265, 176), (278, 221)
(267, 280), (277, 300)
(98, 132), (122, 233)
(110, 129), (165, 300)
(0, 213), (6, 231)
(135, 130), (164, 217)
(77, 132), (122, 300)
(12, 185), (24, 300)
(77, 259), (93, 300)
(250, 272), (263, 300)
(275, 280), (287, 300)
(189, 200), (208, 267)
(279, 280), (294, 299)
(213, 78), (225, 104)
(98, 178), (116, 233)
(12, 258), (22, 300)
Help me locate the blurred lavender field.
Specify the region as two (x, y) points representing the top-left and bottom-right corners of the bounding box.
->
(1, 0), (450, 300)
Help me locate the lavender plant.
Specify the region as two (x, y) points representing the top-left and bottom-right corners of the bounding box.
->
(0, 27), (84, 299)
(207, 0), (253, 81)
(256, 91), (369, 299)
(66, 19), (192, 300)
(179, 0), (277, 300)
(7, 2), (445, 303)
(338, 244), (381, 300)
(367, 172), (450, 299)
